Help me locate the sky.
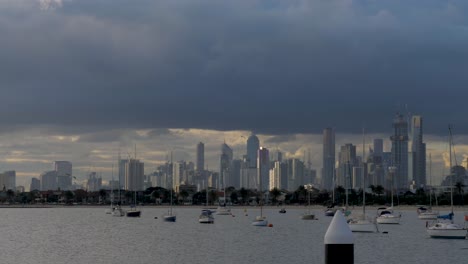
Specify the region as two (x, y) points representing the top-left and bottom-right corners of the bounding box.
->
(1, 0), (468, 189)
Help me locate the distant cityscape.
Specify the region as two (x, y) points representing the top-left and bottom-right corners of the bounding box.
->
(0, 113), (466, 197)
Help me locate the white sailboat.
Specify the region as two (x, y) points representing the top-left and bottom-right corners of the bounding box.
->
(418, 154), (439, 220)
(301, 184), (316, 220)
(376, 166), (401, 224)
(163, 186), (176, 222)
(426, 126), (467, 239)
(112, 160), (125, 217)
(252, 147), (268, 227)
(105, 164), (115, 214)
(126, 148), (141, 218)
(216, 173), (231, 215)
(348, 128), (378, 233)
(199, 183), (214, 224)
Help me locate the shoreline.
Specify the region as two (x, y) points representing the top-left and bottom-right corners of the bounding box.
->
(1, 204), (467, 211)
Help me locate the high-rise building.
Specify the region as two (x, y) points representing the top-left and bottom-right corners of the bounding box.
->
(247, 134), (260, 168)
(4, 171), (16, 190)
(196, 142), (205, 172)
(40, 171), (57, 191)
(286, 158), (305, 191)
(269, 161), (281, 190)
(54, 161), (72, 191)
(411, 115), (426, 188)
(337, 144), (357, 188)
(30, 178), (40, 191)
(391, 113), (409, 190)
(86, 172), (102, 192)
(373, 139), (383, 156)
(257, 147), (270, 191)
(124, 159), (145, 191)
(220, 143), (233, 189)
(322, 128), (335, 190)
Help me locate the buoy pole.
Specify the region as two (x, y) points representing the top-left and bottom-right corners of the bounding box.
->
(324, 211), (354, 264)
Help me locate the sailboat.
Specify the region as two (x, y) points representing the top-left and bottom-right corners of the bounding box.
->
(252, 147), (268, 226)
(418, 154), (439, 220)
(106, 164), (116, 214)
(199, 185), (214, 224)
(426, 126), (467, 239)
(348, 128), (378, 233)
(301, 184), (316, 220)
(163, 186), (176, 222)
(325, 169), (337, 217)
(126, 148), (141, 218)
(112, 161), (125, 217)
(216, 173), (231, 215)
(376, 166), (401, 224)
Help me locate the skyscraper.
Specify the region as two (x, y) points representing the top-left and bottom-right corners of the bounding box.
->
(54, 161), (72, 190)
(124, 159), (145, 191)
(322, 128), (335, 190)
(30, 178), (40, 191)
(257, 147), (270, 191)
(411, 115), (426, 188)
(220, 143), (233, 189)
(391, 113), (409, 190)
(40, 171), (57, 191)
(4, 171), (16, 190)
(337, 144), (357, 188)
(196, 142), (205, 172)
(247, 134), (260, 168)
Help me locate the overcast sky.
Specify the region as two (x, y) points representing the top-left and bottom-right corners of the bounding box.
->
(1, 0), (468, 189)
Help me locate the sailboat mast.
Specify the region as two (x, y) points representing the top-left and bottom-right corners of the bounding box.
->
(449, 125), (453, 214)
(362, 127), (366, 216)
(429, 153), (432, 207)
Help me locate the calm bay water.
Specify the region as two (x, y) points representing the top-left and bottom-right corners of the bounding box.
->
(0, 207), (466, 264)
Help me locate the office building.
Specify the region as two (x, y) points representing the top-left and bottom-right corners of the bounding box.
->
(411, 115), (426, 188)
(124, 159), (145, 191)
(55, 161), (72, 190)
(196, 142), (205, 172)
(30, 178), (41, 191)
(40, 171), (57, 191)
(391, 113), (409, 190)
(247, 134), (260, 168)
(322, 128), (335, 190)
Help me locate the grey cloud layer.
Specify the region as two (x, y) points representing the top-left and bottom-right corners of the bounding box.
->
(1, 0), (467, 135)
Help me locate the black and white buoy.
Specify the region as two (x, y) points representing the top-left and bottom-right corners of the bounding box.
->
(324, 211), (354, 264)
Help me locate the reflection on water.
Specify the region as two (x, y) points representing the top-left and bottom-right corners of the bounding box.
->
(0, 207), (466, 264)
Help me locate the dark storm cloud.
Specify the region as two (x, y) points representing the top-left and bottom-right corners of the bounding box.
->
(1, 0), (468, 135)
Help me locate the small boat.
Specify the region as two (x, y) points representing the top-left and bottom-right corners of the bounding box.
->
(418, 156), (439, 220)
(376, 207), (401, 224)
(348, 216), (378, 233)
(126, 207), (141, 218)
(252, 215), (268, 226)
(199, 210), (214, 224)
(426, 126), (468, 239)
(325, 207), (337, 217)
(279, 208), (286, 214)
(163, 187), (176, 222)
(112, 206), (125, 217)
(427, 221), (467, 239)
(301, 184), (316, 220)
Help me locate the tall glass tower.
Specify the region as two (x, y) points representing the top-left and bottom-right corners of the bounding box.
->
(247, 134), (260, 168)
(390, 113), (409, 190)
(411, 115), (426, 188)
(322, 128), (335, 190)
(196, 142), (204, 172)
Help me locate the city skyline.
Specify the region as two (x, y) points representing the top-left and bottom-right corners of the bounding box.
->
(10, 123), (468, 191)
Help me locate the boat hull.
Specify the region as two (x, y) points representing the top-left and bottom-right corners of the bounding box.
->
(376, 215), (400, 224)
(427, 228), (467, 239)
(198, 217), (214, 224)
(251, 219), (268, 226)
(126, 210), (141, 217)
(325, 209), (336, 217)
(418, 212), (439, 220)
(301, 214), (316, 220)
(348, 219), (377, 233)
(163, 215), (176, 222)
(112, 208), (125, 217)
